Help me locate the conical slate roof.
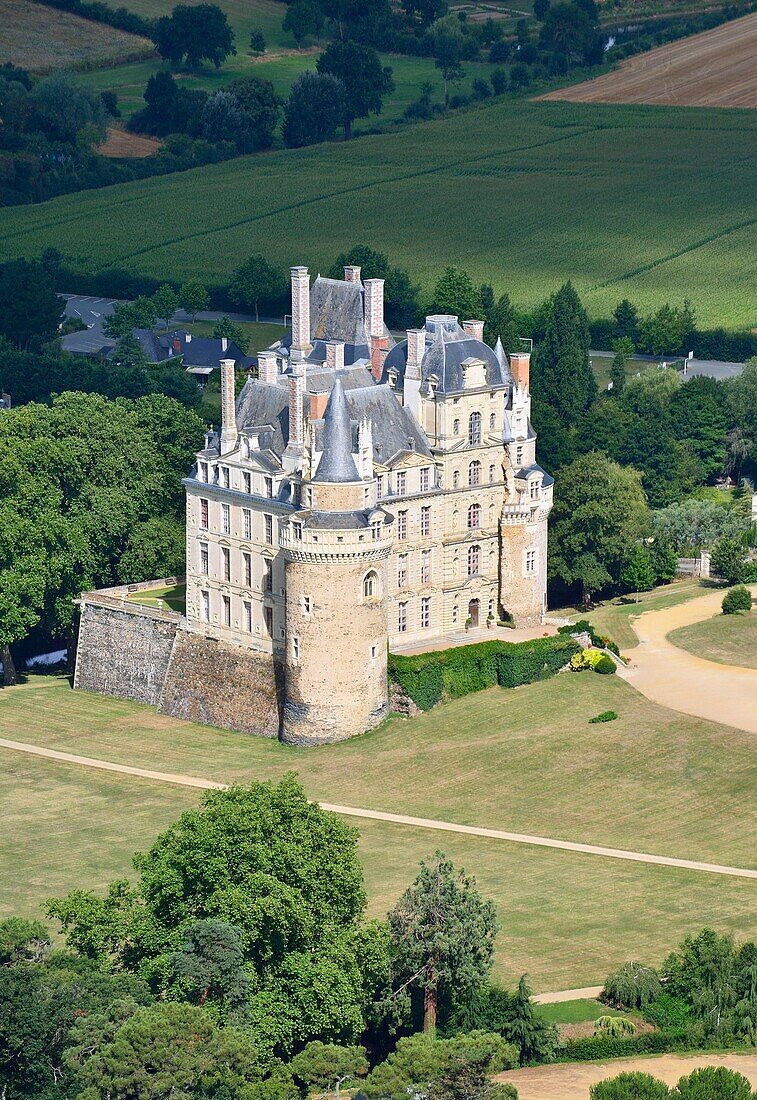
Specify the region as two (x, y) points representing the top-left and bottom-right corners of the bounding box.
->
(494, 337), (514, 382)
(313, 377), (360, 483)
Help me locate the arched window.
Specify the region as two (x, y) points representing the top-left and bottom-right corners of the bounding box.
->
(468, 460), (481, 486)
(363, 570), (379, 599)
(468, 544), (480, 577)
(489, 412), (496, 430)
(489, 464), (496, 483)
(468, 503), (480, 529)
(453, 418), (461, 435)
(468, 411), (482, 445)
(453, 469), (461, 489)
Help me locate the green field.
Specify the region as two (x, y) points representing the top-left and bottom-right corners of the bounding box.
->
(668, 607), (757, 669)
(0, 673), (754, 989)
(563, 579), (707, 651)
(4, 99), (754, 326)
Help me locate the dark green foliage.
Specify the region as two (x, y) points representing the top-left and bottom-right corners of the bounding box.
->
(558, 1030), (689, 1062)
(0, 917), (50, 964)
(672, 1066), (756, 1099)
(130, 71), (207, 137)
(154, 3), (236, 68)
(712, 536), (747, 585)
(229, 254), (285, 321)
(722, 586), (752, 614)
(388, 636), (579, 710)
(282, 72), (346, 148)
(362, 1031), (517, 1099)
(328, 245), (420, 328)
(531, 282), (595, 423)
(620, 545), (656, 596)
(429, 266), (480, 320)
(590, 1071), (671, 1099)
(249, 28), (267, 54)
(0, 259), (62, 350)
(291, 1041), (368, 1092)
(504, 975), (559, 1065)
(613, 299), (639, 346)
(172, 919), (250, 1013)
(602, 961), (662, 1010)
(317, 42), (393, 139)
(557, 619), (618, 653)
(593, 654), (616, 674)
(589, 710), (617, 723)
(283, 0), (324, 47)
(212, 316), (250, 353)
(642, 994), (692, 1031)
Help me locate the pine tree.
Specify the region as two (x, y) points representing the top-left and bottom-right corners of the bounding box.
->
(531, 282), (595, 423)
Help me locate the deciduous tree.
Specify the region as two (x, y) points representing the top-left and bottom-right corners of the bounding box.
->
(229, 255), (284, 322)
(154, 3), (236, 68)
(317, 41), (394, 139)
(283, 0), (325, 47)
(0, 259), (62, 350)
(429, 266), (480, 320)
(282, 71), (346, 148)
(179, 280), (210, 322)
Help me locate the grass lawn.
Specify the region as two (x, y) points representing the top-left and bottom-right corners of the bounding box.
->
(590, 354), (657, 389)
(557, 580), (707, 651)
(1, 746), (754, 990)
(668, 608), (757, 669)
(127, 583), (186, 613)
(537, 999), (613, 1025)
(0, 0), (153, 72)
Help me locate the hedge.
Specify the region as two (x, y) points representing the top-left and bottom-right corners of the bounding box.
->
(35, 0), (156, 38)
(388, 635), (580, 710)
(556, 1030), (690, 1062)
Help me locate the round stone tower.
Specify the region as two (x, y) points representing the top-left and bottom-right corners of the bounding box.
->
(279, 378), (393, 745)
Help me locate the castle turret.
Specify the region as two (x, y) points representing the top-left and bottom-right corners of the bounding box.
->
(279, 379), (393, 744)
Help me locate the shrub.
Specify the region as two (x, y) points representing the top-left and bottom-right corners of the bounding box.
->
(672, 1066), (755, 1099)
(558, 1030), (688, 1063)
(558, 619), (619, 654)
(589, 711), (618, 723)
(594, 654), (617, 675)
(642, 994), (691, 1031)
(602, 961), (662, 1010)
(722, 586), (752, 614)
(591, 1071), (671, 1099)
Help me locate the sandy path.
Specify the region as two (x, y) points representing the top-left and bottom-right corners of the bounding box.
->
(497, 1053), (757, 1099)
(0, 736), (755, 879)
(618, 585), (757, 734)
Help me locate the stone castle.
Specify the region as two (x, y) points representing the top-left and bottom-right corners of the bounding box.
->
(75, 264), (553, 744)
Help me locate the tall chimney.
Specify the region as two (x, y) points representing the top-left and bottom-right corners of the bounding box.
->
(364, 278), (384, 338)
(290, 266), (311, 359)
(288, 361), (306, 450)
(370, 335), (388, 382)
(219, 358), (238, 454)
(221, 336), (228, 352)
(344, 265), (361, 284)
(510, 352), (531, 391)
(462, 320), (484, 341)
(406, 329), (426, 379)
(325, 341), (345, 370)
(258, 349), (278, 384)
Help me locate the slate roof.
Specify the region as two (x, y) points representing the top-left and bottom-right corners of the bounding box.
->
(383, 316), (512, 394)
(310, 383), (433, 466)
(118, 329), (252, 369)
(278, 277), (394, 367)
(236, 379), (290, 458)
(312, 378), (360, 483)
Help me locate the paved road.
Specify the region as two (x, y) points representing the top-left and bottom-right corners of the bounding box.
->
(0, 737), (755, 879)
(619, 585), (757, 734)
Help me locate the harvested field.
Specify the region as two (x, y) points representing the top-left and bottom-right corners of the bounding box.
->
(99, 126), (162, 159)
(0, 0), (155, 72)
(541, 13), (757, 108)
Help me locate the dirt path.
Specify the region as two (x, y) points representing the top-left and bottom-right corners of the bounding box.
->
(532, 986), (602, 1004)
(618, 585), (757, 734)
(497, 1053), (757, 1099)
(0, 737), (755, 879)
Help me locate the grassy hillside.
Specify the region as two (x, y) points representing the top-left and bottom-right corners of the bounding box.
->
(0, 0), (154, 72)
(3, 98), (754, 326)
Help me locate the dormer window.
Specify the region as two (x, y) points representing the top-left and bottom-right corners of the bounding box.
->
(530, 479), (540, 500)
(388, 370), (398, 389)
(199, 461), (209, 482)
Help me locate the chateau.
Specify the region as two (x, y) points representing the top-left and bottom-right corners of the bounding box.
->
(180, 264), (553, 742)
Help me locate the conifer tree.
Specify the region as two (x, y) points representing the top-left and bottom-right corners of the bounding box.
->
(531, 282), (596, 423)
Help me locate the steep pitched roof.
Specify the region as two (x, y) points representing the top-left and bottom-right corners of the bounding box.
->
(312, 377), (360, 483)
(383, 317), (511, 394)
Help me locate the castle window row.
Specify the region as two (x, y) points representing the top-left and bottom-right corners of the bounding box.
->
(197, 496), (276, 546)
(199, 588), (277, 639)
(197, 461), (275, 500)
(376, 465), (435, 500)
(196, 541), (278, 594)
(397, 596), (433, 633)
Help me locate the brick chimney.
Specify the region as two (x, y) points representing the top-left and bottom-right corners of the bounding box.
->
(185, 332), (192, 343)
(463, 320), (484, 341)
(290, 266), (311, 359)
(364, 278), (384, 338)
(219, 358), (238, 455)
(344, 265), (361, 284)
(172, 335), (182, 354)
(406, 329), (426, 379)
(258, 350), (278, 384)
(326, 341), (345, 370)
(288, 362), (306, 450)
(370, 335), (388, 382)
(510, 352), (531, 391)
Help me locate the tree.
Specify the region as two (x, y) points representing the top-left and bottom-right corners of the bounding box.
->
(620, 544), (656, 600)
(225, 74), (282, 150)
(673, 1066), (755, 1100)
(539, 1), (600, 67)
(389, 852), (498, 1034)
(130, 70), (207, 136)
(104, 296), (159, 338)
(531, 282), (595, 423)
(172, 919), (250, 1012)
(591, 1072), (671, 1099)
(179, 280), (210, 322)
(594, 1014), (636, 1037)
(613, 298), (639, 347)
(668, 375), (728, 484)
(212, 315), (249, 352)
(317, 41), (393, 139)
(433, 31), (465, 105)
(609, 337), (633, 395)
(30, 71), (108, 144)
(722, 586), (752, 615)
(0, 259), (62, 350)
(283, 0), (325, 47)
(291, 1042), (368, 1100)
(0, 917), (50, 964)
(504, 975), (559, 1064)
(430, 266), (480, 319)
(117, 516), (185, 584)
(602, 962), (663, 1010)
(229, 255), (284, 322)
(711, 534), (747, 585)
(483, 292), (517, 351)
(249, 28), (266, 54)
(403, 0), (448, 27)
(549, 452), (650, 603)
(651, 499), (749, 554)
(154, 3), (236, 68)
(362, 1031), (517, 1100)
(328, 244), (420, 328)
(152, 284), (178, 329)
(638, 303), (689, 357)
(282, 71), (345, 148)
(650, 538), (678, 585)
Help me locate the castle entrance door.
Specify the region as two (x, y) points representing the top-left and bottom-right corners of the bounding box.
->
(468, 599), (480, 628)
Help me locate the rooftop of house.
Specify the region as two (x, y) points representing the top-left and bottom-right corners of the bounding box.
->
(122, 329), (254, 369)
(383, 316), (514, 394)
(277, 275), (395, 367)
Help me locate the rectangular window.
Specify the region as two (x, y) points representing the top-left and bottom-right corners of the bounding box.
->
(376, 475), (383, 498)
(396, 471), (406, 495)
(421, 596), (431, 628)
(200, 542), (209, 575)
(420, 506), (430, 537)
(222, 594), (231, 627)
(222, 504), (230, 535)
(199, 461), (209, 482)
(222, 547), (230, 582)
(293, 521), (303, 541)
(243, 551), (252, 588)
(397, 510), (407, 540)
(244, 600), (252, 633)
(516, 446), (523, 466)
(303, 595), (312, 613)
(264, 476), (274, 498)
(371, 643), (378, 659)
(421, 549), (431, 585)
(264, 560), (273, 593)
(398, 602), (407, 633)
(264, 514), (273, 545)
(264, 605), (273, 636)
(398, 554), (408, 588)
(292, 636), (300, 662)
(525, 549), (537, 574)
(420, 467), (430, 492)
(201, 590), (210, 622)
(243, 471), (251, 494)
(200, 498), (209, 530)
(243, 508), (252, 539)
(372, 521), (382, 542)
(530, 480), (539, 499)
(221, 465), (230, 489)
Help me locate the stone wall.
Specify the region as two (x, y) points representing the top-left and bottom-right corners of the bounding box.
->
(159, 628), (280, 738)
(74, 597), (179, 706)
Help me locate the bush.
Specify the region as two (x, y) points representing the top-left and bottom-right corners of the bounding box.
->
(642, 994), (691, 1031)
(388, 636), (579, 710)
(558, 619), (619, 654)
(594, 654), (616, 675)
(672, 1066), (755, 1099)
(558, 1030), (688, 1063)
(589, 711), (618, 723)
(722, 586), (752, 614)
(591, 1071), (671, 1099)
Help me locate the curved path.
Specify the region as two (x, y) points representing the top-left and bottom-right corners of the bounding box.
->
(618, 585), (757, 734)
(0, 736), (755, 880)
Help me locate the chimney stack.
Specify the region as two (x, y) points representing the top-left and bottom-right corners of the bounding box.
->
(219, 358), (238, 454)
(326, 341), (345, 371)
(172, 335), (182, 354)
(406, 329), (426, 379)
(364, 278), (384, 338)
(185, 332), (192, 343)
(510, 352), (530, 391)
(288, 361), (306, 450)
(221, 336), (228, 352)
(290, 266), (311, 359)
(344, 265), (361, 284)
(463, 320), (484, 341)
(258, 350), (278, 384)
(370, 335), (388, 382)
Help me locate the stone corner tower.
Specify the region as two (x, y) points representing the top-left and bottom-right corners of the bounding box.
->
(279, 378), (393, 745)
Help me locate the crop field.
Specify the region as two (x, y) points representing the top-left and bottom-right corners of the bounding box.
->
(0, 0), (154, 72)
(0, 672), (755, 989)
(2, 99), (754, 326)
(542, 13), (757, 108)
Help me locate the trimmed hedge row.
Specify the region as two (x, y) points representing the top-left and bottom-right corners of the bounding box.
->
(556, 1030), (690, 1062)
(388, 635), (580, 711)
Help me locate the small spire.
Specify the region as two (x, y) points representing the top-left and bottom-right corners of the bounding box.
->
(313, 377), (359, 483)
(495, 337), (514, 382)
